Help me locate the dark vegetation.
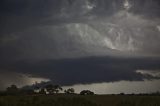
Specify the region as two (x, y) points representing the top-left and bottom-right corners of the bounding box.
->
(0, 84), (95, 96)
(0, 95), (99, 106)
(80, 90), (94, 95)
(0, 95), (160, 106)
(0, 84), (160, 106)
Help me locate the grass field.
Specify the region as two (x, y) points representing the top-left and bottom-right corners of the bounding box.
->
(0, 95), (160, 106)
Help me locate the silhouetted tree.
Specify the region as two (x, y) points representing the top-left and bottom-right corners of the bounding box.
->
(53, 85), (63, 93)
(64, 88), (75, 94)
(7, 85), (18, 91)
(34, 85), (41, 93)
(119, 93), (125, 95)
(39, 88), (46, 94)
(80, 90), (94, 95)
(45, 84), (63, 94)
(45, 84), (55, 94)
(6, 85), (19, 95)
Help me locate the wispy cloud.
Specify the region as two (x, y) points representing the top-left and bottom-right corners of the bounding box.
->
(136, 70), (160, 78)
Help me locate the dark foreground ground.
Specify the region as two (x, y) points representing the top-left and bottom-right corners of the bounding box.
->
(0, 95), (160, 106)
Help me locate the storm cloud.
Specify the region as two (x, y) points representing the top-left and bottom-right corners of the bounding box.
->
(1, 56), (160, 86)
(0, 0), (160, 92)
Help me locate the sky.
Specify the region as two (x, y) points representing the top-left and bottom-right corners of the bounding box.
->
(0, 0), (160, 94)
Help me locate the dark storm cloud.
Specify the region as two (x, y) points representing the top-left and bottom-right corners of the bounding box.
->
(0, 0), (61, 35)
(1, 56), (160, 86)
(0, 0), (160, 88)
(0, 0), (160, 61)
(1, 0), (159, 35)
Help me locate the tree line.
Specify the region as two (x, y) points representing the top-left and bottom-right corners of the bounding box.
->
(1, 84), (160, 96)
(0, 84), (95, 96)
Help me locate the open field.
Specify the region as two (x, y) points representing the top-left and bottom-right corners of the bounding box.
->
(0, 95), (160, 106)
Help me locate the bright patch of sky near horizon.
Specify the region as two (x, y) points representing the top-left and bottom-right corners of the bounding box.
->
(63, 79), (160, 94)
(0, 72), (50, 90)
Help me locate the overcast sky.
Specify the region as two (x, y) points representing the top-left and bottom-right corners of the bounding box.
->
(0, 0), (160, 93)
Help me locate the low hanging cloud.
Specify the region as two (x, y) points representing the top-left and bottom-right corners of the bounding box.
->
(1, 56), (159, 87)
(136, 70), (160, 78)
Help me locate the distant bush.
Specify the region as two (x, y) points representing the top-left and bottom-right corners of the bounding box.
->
(6, 85), (19, 95)
(119, 93), (125, 95)
(64, 88), (75, 94)
(80, 90), (94, 95)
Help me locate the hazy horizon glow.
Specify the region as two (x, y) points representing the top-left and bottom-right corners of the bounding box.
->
(0, 72), (50, 90)
(63, 79), (160, 94)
